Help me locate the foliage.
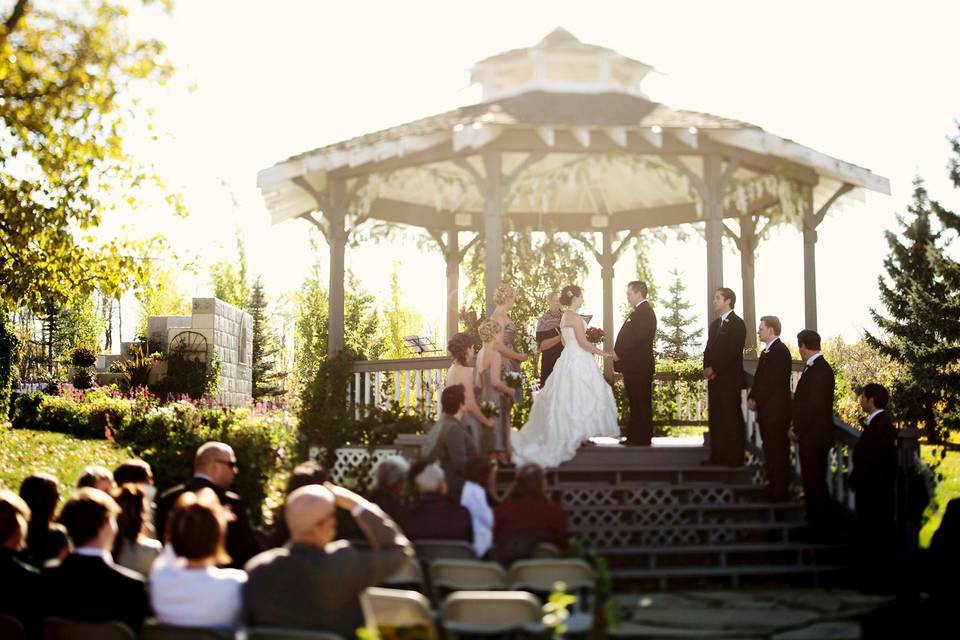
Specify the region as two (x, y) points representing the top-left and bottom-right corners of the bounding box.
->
(632, 235), (659, 303)
(821, 337), (902, 425)
(0, 316), (21, 419)
(656, 268), (702, 360)
(209, 232), (251, 312)
(0, 0), (178, 313)
(0, 427), (134, 493)
(343, 271), (382, 361)
(49, 292), (105, 374)
(71, 368), (96, 390)
(110, 343), (159, 393)
(919, 445), (960, 548)
(70, 346), (97, 368)
(567, 536), (615, 634)
(463, 230), (590, 337)
(250, 277), (283, 400)
(379, 261), (424, 359)
(865, 178), (960, 440)
(136, 261), (193, 338)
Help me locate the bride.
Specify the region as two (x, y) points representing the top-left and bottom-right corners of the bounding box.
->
(512, 284), (620, 468)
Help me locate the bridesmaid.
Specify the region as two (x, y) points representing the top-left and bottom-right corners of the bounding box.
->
(445, 332), (495, 454)
(490, 283), (529, 403)
(476, 319), (515, 464)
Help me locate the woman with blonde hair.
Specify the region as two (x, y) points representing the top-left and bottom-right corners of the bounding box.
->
(490, 284), (529, 395)
(445, 332), (495, 451)
(476, 318), (515, 463)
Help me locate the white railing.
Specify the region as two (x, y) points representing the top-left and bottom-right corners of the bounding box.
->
(348, 357), (450, 419)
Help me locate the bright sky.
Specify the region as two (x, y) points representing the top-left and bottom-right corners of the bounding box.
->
(118, 0), (960, 349)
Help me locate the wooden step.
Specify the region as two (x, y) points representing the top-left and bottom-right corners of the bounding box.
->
(498, 465), (761, 486)
(569, 519), (810, 548)
(610, 563), (850, 590)
(598, 542), (849, 570)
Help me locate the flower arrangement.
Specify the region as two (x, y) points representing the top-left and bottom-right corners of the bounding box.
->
(479, 400), (500, 418)
(585, 327), (605, 344)
(522, 333), (539, 354)
(504, 371), (523, 389)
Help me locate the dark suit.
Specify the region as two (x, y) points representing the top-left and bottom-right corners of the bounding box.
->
(0, 547), (41, 636)
(748, 338), (793, 500)
(155, 476), (261, 567)
(244, 505), (411, 638)
(850, 409), (897, 587)
(433, 414), (478, 502)
(703, 311), (747, 465)
(614, 300), (657, 445)
(792, 354), (837, 530)
(41, 553), (149, 632)
(402, 496), (473, 543)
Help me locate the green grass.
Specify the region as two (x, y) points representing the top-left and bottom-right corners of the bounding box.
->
(0, 427), (134, 493)
(920, 445), (960, 548)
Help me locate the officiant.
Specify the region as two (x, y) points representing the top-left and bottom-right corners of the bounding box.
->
(535, 291), (564, 386)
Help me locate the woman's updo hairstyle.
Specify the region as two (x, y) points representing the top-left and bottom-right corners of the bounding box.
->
(559, 285), (582, 306)
(447, 332), (473, 366)
(478, 318), (501, 343)
(493, 283), (515, 305)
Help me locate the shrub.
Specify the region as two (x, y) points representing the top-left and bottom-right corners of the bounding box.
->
(71, 346), (98, 368)
(72, 369), (97, 390)
(12, 392), (45, 430)
(37, 394), (91, 437)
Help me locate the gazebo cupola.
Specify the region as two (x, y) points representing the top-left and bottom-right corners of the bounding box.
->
(471, 27), (655, 101)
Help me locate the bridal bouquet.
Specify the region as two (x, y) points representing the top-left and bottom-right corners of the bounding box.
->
(522, 333), (538, 354)
(479, 400), (500, 418)
(504, 371), (523, 389)
(585, 327), (605, 344)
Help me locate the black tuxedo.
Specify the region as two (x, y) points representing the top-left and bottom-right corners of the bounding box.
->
(792, 355), (837, 529)
(614, 300), (657, 445)
(0, 547), (41, 636)
(703, 311), (747, 465)
(41, 553), (149, 632)
(748, 338), (793, 500)
(155, 476), (261, 567)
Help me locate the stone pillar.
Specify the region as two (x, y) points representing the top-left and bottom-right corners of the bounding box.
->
(740, 213), (758, 356)
(481, 152), (503, 315)
(327, 178), (347, 356)
(601, 231), (615, 379)
(446, 228), (460, 342)
(802, 188), (817, 331)
(703, 155), (725, 328)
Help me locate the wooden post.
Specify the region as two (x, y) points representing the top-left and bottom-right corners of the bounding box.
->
(703, 155), (725, 328)
(601, 231), (615, 379)
(740, 213), (758, 356)
(802, 187), (817, 331)
(482, 152), (503, 315)
(446, 228), (460, 342)
(327, 178), (347, 356)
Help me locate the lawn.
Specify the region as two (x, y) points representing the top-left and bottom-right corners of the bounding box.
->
(920, 445), (960, 548)
(0, 427), (134, 492)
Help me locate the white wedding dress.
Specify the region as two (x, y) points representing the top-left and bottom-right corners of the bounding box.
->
(511, 320), (619, 468)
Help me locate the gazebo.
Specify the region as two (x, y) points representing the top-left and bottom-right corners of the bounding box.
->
(257, 28), (889, 366)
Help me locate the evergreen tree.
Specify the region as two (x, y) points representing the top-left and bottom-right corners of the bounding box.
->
(249, 278), (283, 401)
(380, 261), (425, 359)
(210, 232), (251, 311)
(633, 236), (659, 303)
(656, 269), (702, 360)
(865, 178), (957, 438)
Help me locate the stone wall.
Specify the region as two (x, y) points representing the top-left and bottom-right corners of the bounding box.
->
(189, 298), (253, 407)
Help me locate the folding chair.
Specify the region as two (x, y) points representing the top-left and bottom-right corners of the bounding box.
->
(507, 559), (595, 612)
(428, 559), (508, 601)
(380, 554), (427, 592)
(440, 591), (543, 637)
(245, 628), (344, 640)
(42, 617), (136, 640)
(360, 587), (438, 640)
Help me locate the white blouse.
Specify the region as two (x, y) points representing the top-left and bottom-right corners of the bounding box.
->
(460, 481), (494, 558)
(149, 552), (247, 629)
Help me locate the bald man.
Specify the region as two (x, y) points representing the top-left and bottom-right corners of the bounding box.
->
(243, 483), (412, 637)
(155, 441), (261, 567)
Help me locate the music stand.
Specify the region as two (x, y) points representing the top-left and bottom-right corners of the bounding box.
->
(403, 335), (439, 356)
(579, 314), (593, 325)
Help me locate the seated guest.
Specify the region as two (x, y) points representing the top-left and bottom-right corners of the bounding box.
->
(114, 459), (157, 538)
(368, 455), (411, 526)
(150, 489), (247, 629)
(402, 462), (472, 543)
(494, 464), (567, 564)
(461, 455), (497, 558)
(112, 483), (162, 576)
(42, 488), (149, 632)
(156, 441), (261, 567)
(431, 384), (477, 502)
(244, 483), (412, 638)
(77, 465), (116, 492)
(0, 490), (41, 636)
(267, 460), (330, 547)
(19, 472), (70, 566)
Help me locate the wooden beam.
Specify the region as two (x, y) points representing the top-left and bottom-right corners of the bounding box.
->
(704, 155), (724, 329)
(482, 151), (503, 315)
(299, 212), (329, 240)
(662, 156), (708, 199)
(802, 186), (818, 331)
(327, 178), (347, 356)
(601, 231), (615, 379)
(453, 157), (487, 192)
(503, 152), (547, 188)
(446, 229), (460, 342)
(813, 183), (854, 228)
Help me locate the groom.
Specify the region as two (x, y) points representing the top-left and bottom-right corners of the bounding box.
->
(614, 281), (657, 446)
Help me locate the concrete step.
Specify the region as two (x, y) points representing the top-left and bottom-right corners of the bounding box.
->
(610, 563), (850, 591)
(599, 542), (850, 570)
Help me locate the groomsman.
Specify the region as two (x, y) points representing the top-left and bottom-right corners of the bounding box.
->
(747, 316), (792, 501)
(614, 281), (657, 446)
(702, 287), (747, 466)
(791, 329), (838, 536)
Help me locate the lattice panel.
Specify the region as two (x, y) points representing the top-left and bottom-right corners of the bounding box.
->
(556, 488), (618, 508)
(577, 527), (632, 547)
(707, 527), (737, 545)
(330, 448), (400, 484)
(634, 507), (686, 528)
(624, 486), (679, 507)
(639, 527), (700, 547)
(687, 486), (734, 506)
(568, 508), (632, 547)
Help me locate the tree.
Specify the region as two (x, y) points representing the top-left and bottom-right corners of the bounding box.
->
(0, 0), (177, 313)
(463, 231), (590, 336)
(380, 261), (425, 359)
(209, 232), (251, 311)
(249, 277), (283, 401)
(656, 269), (702, 360)
(865, 178), (958, 438)
(633, 236), (659, 303)
(136, 261), (192, 339)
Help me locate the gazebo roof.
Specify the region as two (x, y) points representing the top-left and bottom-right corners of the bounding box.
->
(258, 30), (890, 230)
